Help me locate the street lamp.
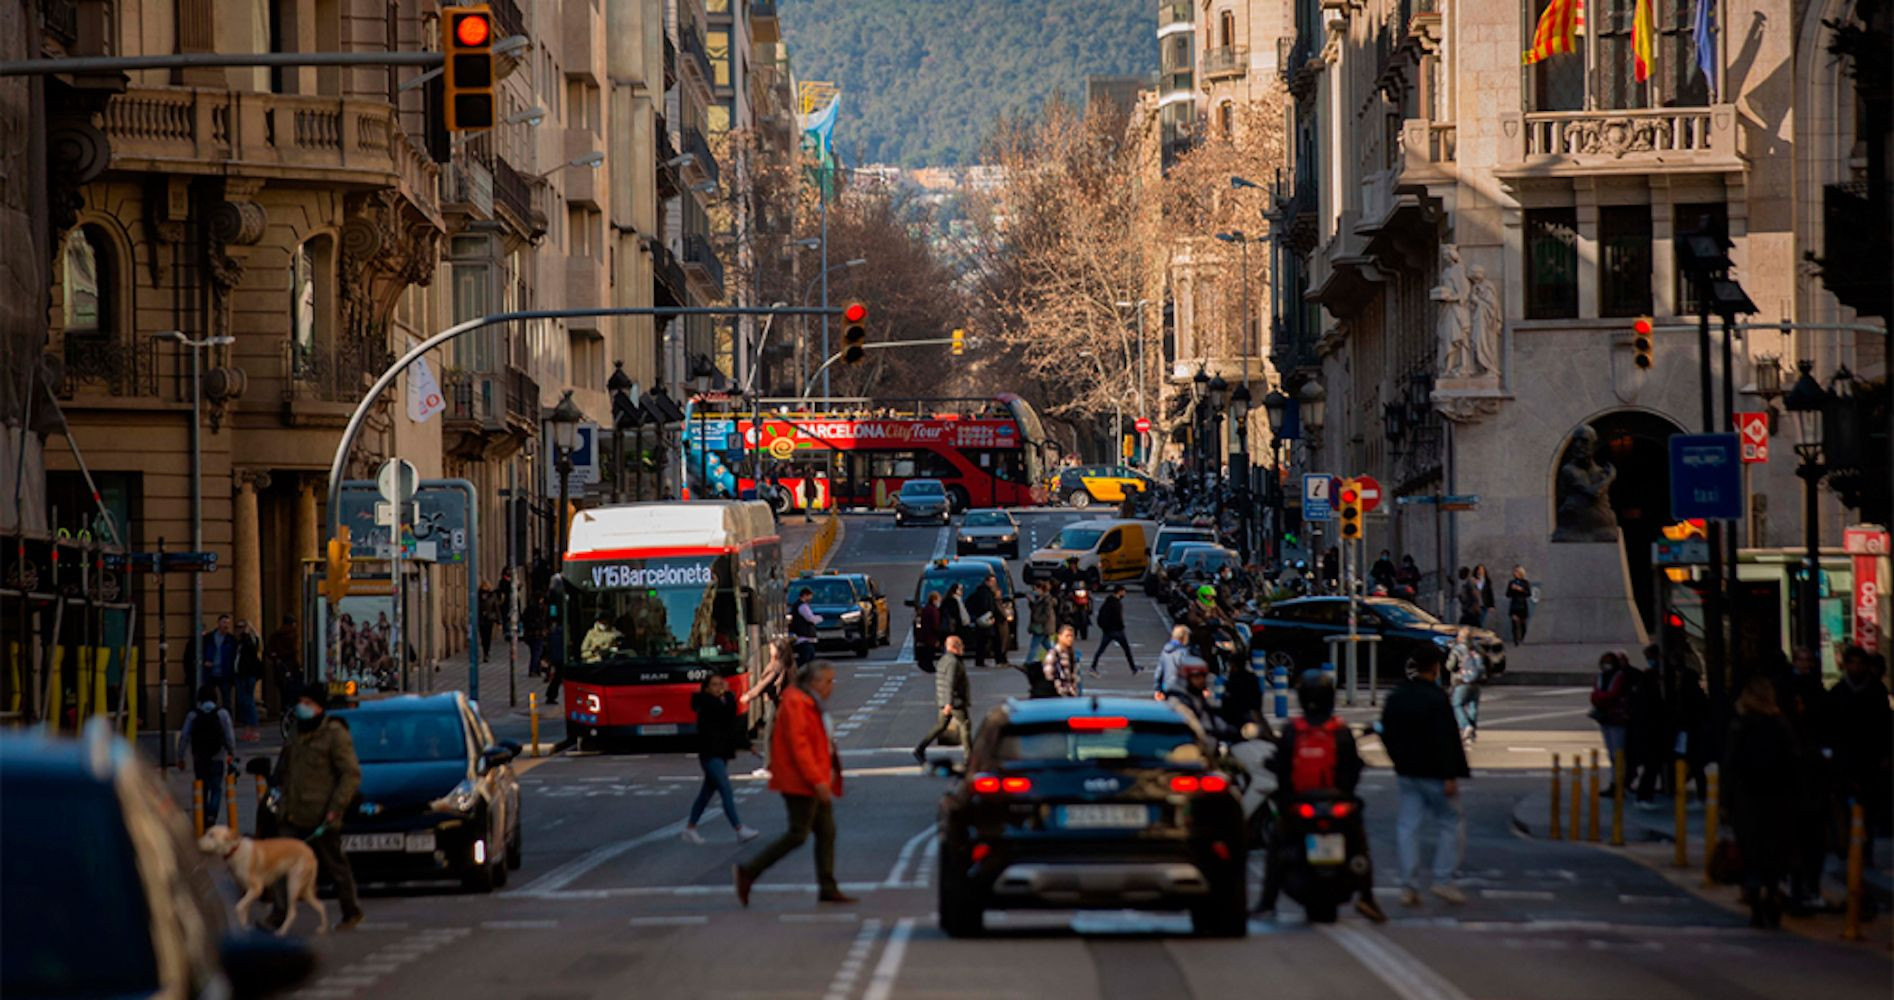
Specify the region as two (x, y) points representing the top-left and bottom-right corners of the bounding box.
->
(535, 151), (604, 181)
(607, 363), (639, 503)
(153, 330), (234, 694)
(548, 390), (584, 557)
(1192, 366), (1210, 488)
(1263, 389), (1289, 564)
(1115, 298), (1151, 462)
(1783, 360), (1829, 653)
(1229, 382), (1253, 562)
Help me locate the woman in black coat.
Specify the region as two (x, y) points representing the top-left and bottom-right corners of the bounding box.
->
(1724, 676), (1798, 928)
(682, 674), (760, 844)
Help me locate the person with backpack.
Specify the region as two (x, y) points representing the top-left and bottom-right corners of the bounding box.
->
(1446, 627), (1485, 744)
(1379, 645), (1471, 907)
(1152, 624), (1191, 701)
(1025, 580), (1056, 665)
(914, 635), (971, 764)
(1255, 670), (1386, 923)
(177, 684), (238, 822)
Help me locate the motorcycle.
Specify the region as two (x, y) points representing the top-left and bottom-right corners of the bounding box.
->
(1272, 790), (1371, 924)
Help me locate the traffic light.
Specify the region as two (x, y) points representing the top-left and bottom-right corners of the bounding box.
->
(841, 301), (867, 365)
(442, 6), (495, 132)
(951, 328), (965, 356)
(322, 527), (353, 605)
(1338, 478), (1362, 540)
(1632, 316), (1654, 370)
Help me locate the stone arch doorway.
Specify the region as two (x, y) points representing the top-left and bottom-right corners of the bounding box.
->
(1591, 409), (1685, 632)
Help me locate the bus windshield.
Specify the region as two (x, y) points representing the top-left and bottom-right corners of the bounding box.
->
(566, 554), (742, 666)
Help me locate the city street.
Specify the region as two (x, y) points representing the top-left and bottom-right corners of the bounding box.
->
(275, 512), (1889, 1000)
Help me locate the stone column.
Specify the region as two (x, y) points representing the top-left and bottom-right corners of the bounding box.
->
(1574, 178), (1600, 320)
(295, 478), (320, 565)
(1649, 176), (1677, 317)
(233, 471), (270, 631)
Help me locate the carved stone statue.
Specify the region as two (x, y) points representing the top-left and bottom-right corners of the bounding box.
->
(1431, 244), (1471, 376)
(1466, 264), (1501, 377)
(1552, 425), (1619, 543)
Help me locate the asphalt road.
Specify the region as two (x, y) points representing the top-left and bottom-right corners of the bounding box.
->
(282, 512), (1891, 1000)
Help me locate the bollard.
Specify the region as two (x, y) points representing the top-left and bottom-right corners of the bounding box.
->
(1672, 758), (1689, 868)
(1271, 665), (1289, 720)
(1550, 754), (1563, 840)
(1843, 801), (1866, 942)
(48, 646), (64, 733)
(1569, 756), (1582, 842)
(93, 648), (109, 721)
(123, 649), (140, 740)
(75, 646), (92, 720)
(226, 770), (239, 831)
(1702, 767), (1720, 886)
(530, 692), (540, 757)
(193, 780), (206, 837)
(1610, 750), (1626, 846)
(1587, 748), (1601, 843)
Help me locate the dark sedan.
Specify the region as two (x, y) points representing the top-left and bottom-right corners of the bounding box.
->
(797, 574), (879, 656)
(934, 697), (1250, 938)
(1249, 596), (1507, 677)
(957, 509), (1022, 559)
(894, 478), (953, 525)
(332, 692), (522, 892)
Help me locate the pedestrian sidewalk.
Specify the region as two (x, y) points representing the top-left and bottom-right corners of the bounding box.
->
(1512, 783), (1893, 948)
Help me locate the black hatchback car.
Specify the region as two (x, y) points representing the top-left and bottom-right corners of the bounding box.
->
(796, 573), (880, 656)
(934, 696), (1249, 937)
(1249, 596), (1507, 676)
(330, 692), (522, 892)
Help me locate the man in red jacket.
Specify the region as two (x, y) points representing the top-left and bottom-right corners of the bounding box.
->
(734, 660), (855, 905)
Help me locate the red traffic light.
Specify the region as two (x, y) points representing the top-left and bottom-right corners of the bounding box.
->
(843, 302), (867, 324)
(1339, 487), (1359, 504)
(454, 12), (491, 46)
(1632, 317), (1653, 336)
(1666, 612), (1685, 629)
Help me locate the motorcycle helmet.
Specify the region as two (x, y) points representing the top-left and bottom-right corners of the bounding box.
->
(1195, 584), (1217, 607)
(1296, 668), (1336, 720)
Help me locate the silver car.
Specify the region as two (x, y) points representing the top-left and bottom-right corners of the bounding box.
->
(956, 509), (1021, 559)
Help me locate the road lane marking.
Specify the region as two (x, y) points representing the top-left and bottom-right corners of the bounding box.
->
(861, 917), (915, 1000)
(780, 912), (862, 923)
(504, 812), (720, 897)
(480, 919), (560, 930)
(630, 915), (710, 927)
(883, 825), (937, 887)
(824, 918), (884, 1000)
(1472, 707), (1592, 726)
(1480, 889), (1556, 901)
(525, 880), (892, 900)
(1320, 925), (1473, 1000)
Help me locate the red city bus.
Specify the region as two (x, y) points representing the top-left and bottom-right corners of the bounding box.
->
(685, 394), (1052, 511)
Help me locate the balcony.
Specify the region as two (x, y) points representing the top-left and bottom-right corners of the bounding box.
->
(566, 253), (604, 309)
(54, 335), (158, 401)
(1203, 46), (1248, 80)
(682, 233), (725, 299)
(682, 125), (721, 190)
(281, 334), (394, 418)
(1497, 104), (1744, 178)
(1820, 182), (1894, 319)
(656, 122), (681, 197)
(664, 34), (678, 89)
(563, 0), (597, 80)
(679, 23), (713, 92)
(1160, 70), (1193, 95)
(39, 0), (78, 46)
(651, 239), (688, 308)
(101, 87), (441, 223)
(1397, 118), (1456, 181)
(490, 0), (525, 45)
(751, 0), (779, 42)
(492, 155), (534, 233)
(564, 127), (602, 207)
(440, 158), (494, 219)
(1158, 1), (1192, 31)
(443, 364), (537, 459)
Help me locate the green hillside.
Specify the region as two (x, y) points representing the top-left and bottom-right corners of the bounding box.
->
(777, 0), (1156, 167)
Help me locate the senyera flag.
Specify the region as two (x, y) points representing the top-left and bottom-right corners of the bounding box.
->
(1523, 0), (1585, 66)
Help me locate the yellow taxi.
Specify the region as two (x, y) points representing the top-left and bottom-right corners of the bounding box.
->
(1046, 465), (1152, 509)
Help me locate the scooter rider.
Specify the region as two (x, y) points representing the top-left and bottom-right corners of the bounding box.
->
(1164, 657), (1242, 744)
(1255, 670), (1387, 923)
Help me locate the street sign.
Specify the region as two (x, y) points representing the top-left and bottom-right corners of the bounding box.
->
(1134, 417), (1151, 434)
(377, 458), (419, 504)
(1735, 411), (1770, 463)
(1303, 474), (1338, 522)
(1654, 539), (1711, 565)
(159, 550), (217, 573)
(546, 422), (600, 494)
(1668, 433), (1743, 521)
(374, 501), (397, 527)
(1353, 474), (1382, 513)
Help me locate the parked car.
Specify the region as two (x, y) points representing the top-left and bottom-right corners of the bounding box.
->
(1024, 519), (1157, 586)
(1247, 596), (1507, 678)
(327, 692), (522, 893)
(1147, 524), (1218, 582)
(1045, 465), (1153, 509)
(1, 722), (315, 998)
(894, 479), (953, 526)
(956, 509), (1022, 559)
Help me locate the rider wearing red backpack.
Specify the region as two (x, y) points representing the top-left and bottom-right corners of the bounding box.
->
(1256, 670), (1386, 922)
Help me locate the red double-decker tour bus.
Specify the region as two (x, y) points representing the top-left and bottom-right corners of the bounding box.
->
(684, 394), (1052, 511)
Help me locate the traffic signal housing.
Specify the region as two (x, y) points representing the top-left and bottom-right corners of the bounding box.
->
(951, 328), (965, 356)
(1338, 478), (1363, 540)
(1632, 317), (1654, 370)
(841, 301), (867, 365)
(442, 6), (495, 132)
(322, 527), (353, 605)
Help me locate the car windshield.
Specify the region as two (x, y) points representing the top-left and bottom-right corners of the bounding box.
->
(341, 710), (468, 763)
(1165, 542), (1218, 564)
(565, 554), (742, 665)
(1370, 600), (1440, 626)
(1183, 550), (1236, 571)
(996, 721), (1206, 766)
(902, 481), (945, 497)
(799, 579), (857, 605)
(1156, 534), (1214, 560)
(1, 771), (159, 997)
(963, 511), (1011, 527)
(918, 571), (986, 604)
(1054, 527), (1105, 550)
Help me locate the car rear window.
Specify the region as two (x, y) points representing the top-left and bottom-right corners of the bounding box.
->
(340, 710), (469, 763)
(1, 773), (159, 998)
(1155, 533), (1214, 560)
(996, 722), (1206, 766)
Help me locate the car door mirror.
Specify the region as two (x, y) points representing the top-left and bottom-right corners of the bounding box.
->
(220, 931), (316, 997)
(479, 746), (514, 774)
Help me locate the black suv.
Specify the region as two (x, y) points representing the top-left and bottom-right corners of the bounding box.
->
(934, 697), (1249, 937)
(1248, 596), (1507, 677)
(796, 573), (879, 657)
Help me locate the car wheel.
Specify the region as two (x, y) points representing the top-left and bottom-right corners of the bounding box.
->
(1191, 880), (1249, 937)
(946, 486), (971, 513)
(937, 846), (985, 938)
(490, 849), (509, 888)
(1066, 489), (1092, 509)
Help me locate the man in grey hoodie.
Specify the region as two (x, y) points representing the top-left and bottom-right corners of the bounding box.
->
(914, 635), (971, 763)
(1152, 624), (1192, 700)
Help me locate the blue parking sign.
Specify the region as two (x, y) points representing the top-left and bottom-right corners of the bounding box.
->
(1668, 433), (1742, 521)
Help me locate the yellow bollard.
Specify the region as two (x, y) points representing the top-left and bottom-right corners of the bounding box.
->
(226, 770), (239, 831)
(1569, 758), (1582, 841)
(1672, 758), (1689, 868)
(193, 780), (206, 837)
(48, 646), (65, 733)
(530, 692), (540, 757)
(1550, 754), (1562, 840)
(1611, 750), (1626, 846)
(123, 650), (140, 740)
(74, 646), (91, 720)
(1588, 749), (1601, 843)
(1843, 802), (1866, 942)
(1702, 768), (1720, 886)
(93, 648), (109, 721)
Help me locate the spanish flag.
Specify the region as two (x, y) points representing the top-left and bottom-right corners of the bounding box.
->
(1632, 0), (1656, 82)
(1523, 0), (1584, 66)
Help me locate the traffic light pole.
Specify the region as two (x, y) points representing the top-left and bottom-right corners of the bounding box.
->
(798, 338), (957, 399)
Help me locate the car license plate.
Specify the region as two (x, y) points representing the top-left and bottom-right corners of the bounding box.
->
(343, 833), (406, 853)
(1058, 804), (1150, 829)
(640, 724), (679, 736)
(1306, 832), (1346, 866)
(404, 831), (436, 853)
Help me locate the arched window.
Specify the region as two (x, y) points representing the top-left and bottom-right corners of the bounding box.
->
(289, 235), (334, 376)
(60, 227), (110, 338)
(1219, 10), (1235, 49)
(1218, 102), (1234, 137)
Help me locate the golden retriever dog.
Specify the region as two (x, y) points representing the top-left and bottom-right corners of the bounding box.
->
(197, 824), (327, 936)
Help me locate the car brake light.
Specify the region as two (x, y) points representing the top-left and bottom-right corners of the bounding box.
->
(1199, 774), (1230, 793)
(1000, 776), (1032, 794)
(971, 843), (991, 862)
(971, 775), (1001, 794)
(1169, 775), (1200, 793)
(1296, 802), (1317, 819)
(1330, 801), (1354, 818)
(1067, 716), (1129, 731)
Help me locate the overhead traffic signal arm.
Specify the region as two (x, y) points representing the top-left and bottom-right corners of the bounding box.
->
(442, 6), (495, 132)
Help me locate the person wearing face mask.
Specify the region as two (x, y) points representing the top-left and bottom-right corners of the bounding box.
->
(176, 685), (238, 821)
(266, 684), (363, 931)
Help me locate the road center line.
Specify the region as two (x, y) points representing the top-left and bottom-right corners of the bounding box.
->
(629, 915), (710, 926)
(504, 811), (719, 897)
(860, 917), (916, 1000)
(884, 825), (938, 887)
(1320, 925), (1473, 1000)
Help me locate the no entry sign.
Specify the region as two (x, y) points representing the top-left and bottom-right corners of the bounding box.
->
(1134, 417), (1151, 434)
(1353, 474), (1382, 513)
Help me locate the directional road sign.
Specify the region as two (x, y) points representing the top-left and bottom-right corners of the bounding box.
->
(1668, 433), (1743, 521)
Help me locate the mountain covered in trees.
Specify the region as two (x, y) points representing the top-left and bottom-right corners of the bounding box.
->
(777, 0), (1156, 167)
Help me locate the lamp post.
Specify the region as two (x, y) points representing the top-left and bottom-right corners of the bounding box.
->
(1229, 382), (1252, 562)
(1115, 298), (1150, 469)
(801, 258), (865, 399)
(1191, 366), (1210, 490)
(1784, 361), (1830, 654)
(154, 330), (234, 695)
(1263, 389), (1289, 565)
(607, 363), (638, 504)
(548, 390), (584, 558)
(1299, 379), (1327, 581)
(1209, 374), (1229, 522)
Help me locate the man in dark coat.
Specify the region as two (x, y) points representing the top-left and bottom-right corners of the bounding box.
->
(1378, 645), (1470, 907)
